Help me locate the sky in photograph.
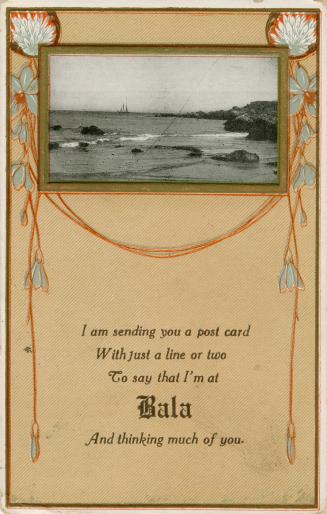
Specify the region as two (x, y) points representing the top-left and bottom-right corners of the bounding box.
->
(50, 54), (278, 112)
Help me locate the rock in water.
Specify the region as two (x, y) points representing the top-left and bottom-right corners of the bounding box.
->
(212, 149), (259, 163)
(78, 142), (89, 152)
(49, 142), (59, 150)
(81, 125), (104, 135)
(51, 124), (62, 131)
(188, 148), (203, 157)
(131, 148), (143, 153)
(154, 145), (201, 154)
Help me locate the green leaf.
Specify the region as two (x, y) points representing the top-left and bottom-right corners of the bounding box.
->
(296, 66), (309, 90)
(12, 76), (22, 93)
(20, 66), (33, 91)
(26, 78), (38, 95)
(299, 209), (307, 227)
(290, 94), (303, 115)
(12, 164), (26, 190)
(11, 99), (19, 115)
(19, 123), (28, 143)
(301, 123), (315, 143)
(292, 166), (305, 191)
(26, 94), (37, 115)
(40, 264), (49, 291)
(31, 261), (42, 289)
(290, 77), (302, 94)
(303, 164), (316, 187)
(12, 121), (21, 137)
(307, 102), (316, 117)
(308, 75), (317, 92)
(25, 168), (34, 192)
(279, 265), (287, 292)
(286, 263), (297, 290)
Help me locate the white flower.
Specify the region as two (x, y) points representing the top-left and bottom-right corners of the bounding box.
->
(11, 11), (58, 57)
(268, 13), (317, 57)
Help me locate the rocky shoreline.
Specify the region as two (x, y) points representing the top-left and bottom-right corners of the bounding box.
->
(223, 102), (277, 141)
(211, 149), (259, 163)
(155, 101), (277, 142)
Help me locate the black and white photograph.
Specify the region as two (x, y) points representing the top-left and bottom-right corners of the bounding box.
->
(48, 52), (280, 185)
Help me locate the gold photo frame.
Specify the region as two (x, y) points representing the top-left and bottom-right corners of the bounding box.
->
(39, 45), (289, 193)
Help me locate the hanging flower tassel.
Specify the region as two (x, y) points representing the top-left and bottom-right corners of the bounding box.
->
(31, 421), (40, 463)
(279, 254), (305, 292)
(287, 421), (296, 464)
(20, 208), (28, 227)
(25, 249), (49, 291)
(299, 208), (307, 228)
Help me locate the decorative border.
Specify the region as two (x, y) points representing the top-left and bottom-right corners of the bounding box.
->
(6, 7), (320, 509)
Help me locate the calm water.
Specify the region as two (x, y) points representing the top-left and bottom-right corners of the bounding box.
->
(49, 111), (278, 183)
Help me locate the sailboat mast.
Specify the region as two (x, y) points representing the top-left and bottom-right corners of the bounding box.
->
(118, 100), (128, 113)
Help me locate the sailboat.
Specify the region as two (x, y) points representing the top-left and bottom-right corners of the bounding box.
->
(118, 99), (129, 113)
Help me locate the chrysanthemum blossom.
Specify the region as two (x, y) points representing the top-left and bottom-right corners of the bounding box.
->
(268, 13), (317, 57)
(11, 11), (58, 56)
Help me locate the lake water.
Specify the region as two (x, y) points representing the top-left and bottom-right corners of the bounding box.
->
(49, 111), (278, 184)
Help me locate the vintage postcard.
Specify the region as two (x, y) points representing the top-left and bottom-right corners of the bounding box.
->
(0, 1), (326, 511)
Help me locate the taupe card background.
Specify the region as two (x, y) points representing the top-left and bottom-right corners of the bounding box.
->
(2, 3), (324, 510)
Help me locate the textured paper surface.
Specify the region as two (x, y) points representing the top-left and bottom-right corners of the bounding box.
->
(4, 5), (321, 509)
